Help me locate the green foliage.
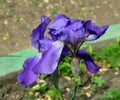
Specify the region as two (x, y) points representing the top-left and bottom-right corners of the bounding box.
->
(32, 82), (48, 93)
(100, 87), (120, 100)
(58, 56), (86, 77)
(90, 85), (97, 93)
(0, 84), (3, 89)
(92, 42), (120, 68)
(91, 76), (106, 87)
(116, 37), (120, 44)
(58, 56), (73, 77)
(46, 86), (62, 100)
(25, 92), (36, 100)
(40, 74), (48, 79)
(79, 60), (86, 74)
(51, 69), (59, 88)
(87, 45), (93, 55)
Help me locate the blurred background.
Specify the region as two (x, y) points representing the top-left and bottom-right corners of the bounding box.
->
(0, 0), (120, 55)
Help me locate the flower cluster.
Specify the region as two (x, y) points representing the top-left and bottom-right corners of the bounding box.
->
(18, 14), (109, 87)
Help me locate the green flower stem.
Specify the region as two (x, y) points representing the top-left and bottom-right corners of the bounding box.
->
(71, 82), (78, 100)
(71, 76), (82, 100)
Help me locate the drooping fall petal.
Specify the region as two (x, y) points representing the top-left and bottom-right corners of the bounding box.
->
(39, 37), (53, 53)
(17, 54), (42, 87)
(83, 20), (109, 40)
(77, 50), (100, 73)
(33, 41), (64, 74)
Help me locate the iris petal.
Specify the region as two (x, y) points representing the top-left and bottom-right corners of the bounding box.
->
(66, 20), (83, 31)
(59, 28), (85, 44)
(49, 17), (68, 31)
(54, 14), (67, 20)
(84, 20), (109, 40)
(39, 37), (53, 53)
(17, 54), (42, 87)
(77, 50), (100, 73)
(33, 41), (64, 74)
(30, 16), (51, 50)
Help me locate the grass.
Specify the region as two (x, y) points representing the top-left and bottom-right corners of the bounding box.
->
(91, 42), (120, 68)
(99, 87), (120, 100)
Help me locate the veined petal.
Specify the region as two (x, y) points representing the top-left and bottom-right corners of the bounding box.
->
(84, 20), (109, 40)
(66, 20), (83, 31)
(59, 28), (85, 44)
(55, 20), (85, 44)
(17, 54), (42, 87)
(54, 14), (68, 20)
(39, 37), (53, 52)
(33, 41), (64, 74)
(77, 50), (100, 73)
(53, 14), (75, 24)
(49, 17), (69, 31)
(30, 16), (51, 50)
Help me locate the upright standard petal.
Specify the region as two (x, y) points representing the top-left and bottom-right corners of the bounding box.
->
(60, 28), (85, 44)
(54, 14), (68, 20)
(17, 54), (42, 87)
(77, 50), (100, 73)
(30, 16), (51, 50)
(49, 16), (69, 37)
(51, 20), (85, 44)
(83, 20), (109, 40)
(33, 41), (64, 74)
(49, 17), (68, 30)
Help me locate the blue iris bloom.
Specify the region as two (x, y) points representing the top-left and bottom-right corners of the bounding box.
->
(17, 14), (109, 87)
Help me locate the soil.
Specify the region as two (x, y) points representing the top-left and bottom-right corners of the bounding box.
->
(0, 0), (120, 100)
(0, 68), (120, 100)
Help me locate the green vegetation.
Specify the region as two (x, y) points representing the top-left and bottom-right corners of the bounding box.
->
(26, 41), (120, 99)
(32, 82), (48, 93)
(90, 42), (120, 68)
(46, 86), (62, 100)
(58, 56), (73, 77)
(91, 76), (106, 87)
(100, 87), (120, 100)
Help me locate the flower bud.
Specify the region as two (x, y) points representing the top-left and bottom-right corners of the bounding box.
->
(71, 57), (80, 76)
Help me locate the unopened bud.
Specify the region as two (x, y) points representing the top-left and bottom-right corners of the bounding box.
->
(71, 57), (80, 76)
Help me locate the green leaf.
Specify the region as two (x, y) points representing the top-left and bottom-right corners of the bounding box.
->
(91, 76), (106, 87)
(32, 82), (48, 93)
(50, 68), (59, 88)
(90, 85), (97, 93)
(100, 87), (120, 100)
(46, 86), (62, 100)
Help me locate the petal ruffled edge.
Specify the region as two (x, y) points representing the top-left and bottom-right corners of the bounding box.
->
(30, 16), (51, 50)
(54, 14), (68, 20)
(17, 54), (42, 87)
(83, 20), (109, 40)
(77, 50), (100, 73)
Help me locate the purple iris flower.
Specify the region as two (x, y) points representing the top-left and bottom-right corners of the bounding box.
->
(17, 14), (109, 87)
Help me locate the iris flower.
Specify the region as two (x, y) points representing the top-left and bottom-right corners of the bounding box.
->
(18, 14), (109, 87)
